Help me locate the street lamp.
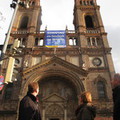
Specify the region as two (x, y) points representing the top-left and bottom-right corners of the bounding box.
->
(0, 0), (28, 89)
(0, 0), (29, 63)
(0, 0), (21, 64)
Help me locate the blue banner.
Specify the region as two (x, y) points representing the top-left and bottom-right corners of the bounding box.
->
(45, 30), (66, 48)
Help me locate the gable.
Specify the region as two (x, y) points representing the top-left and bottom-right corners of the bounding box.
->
(43, 93), (66, 102)
(23, 56), (88, 77)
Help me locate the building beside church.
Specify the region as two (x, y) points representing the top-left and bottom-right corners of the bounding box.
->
(0, 0), (115, 120)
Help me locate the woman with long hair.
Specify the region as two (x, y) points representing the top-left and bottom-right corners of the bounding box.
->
(75, 91), (96, 120)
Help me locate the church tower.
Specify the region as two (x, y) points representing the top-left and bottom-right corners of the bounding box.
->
(73, 0), (114, 117)
(0, 0), (114, 120)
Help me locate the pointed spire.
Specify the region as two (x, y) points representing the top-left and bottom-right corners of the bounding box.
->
(66, 25), (68, 33)
(45, 25), (47, 31)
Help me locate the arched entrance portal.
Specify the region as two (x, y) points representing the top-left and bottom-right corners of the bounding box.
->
(38, 75), (78, 120)
(21, 56), (87, 120)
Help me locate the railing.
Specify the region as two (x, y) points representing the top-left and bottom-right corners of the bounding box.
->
(85, 29), (100, 34)
(67, 30), (76, 33)
(11, 30), (76, 34)
(12, 29), (101, 35)
(12, 30), (30, 34)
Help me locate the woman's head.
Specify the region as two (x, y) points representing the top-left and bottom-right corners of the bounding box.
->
(80, 91), (92, 103)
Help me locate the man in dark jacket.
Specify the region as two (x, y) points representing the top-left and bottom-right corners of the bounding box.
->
(111, 73), (120, 120)
(18, 82), (41, 120)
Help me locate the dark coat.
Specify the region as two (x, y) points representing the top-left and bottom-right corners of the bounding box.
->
(75, 103), (96, 120)
(113, 86), (120, 120)
(18, 92), (41, 120)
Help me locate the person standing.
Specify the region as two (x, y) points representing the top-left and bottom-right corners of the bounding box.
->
(75, 91), (96, 120)
(18, 82), (41, 120)
(111, 73), (120, 120)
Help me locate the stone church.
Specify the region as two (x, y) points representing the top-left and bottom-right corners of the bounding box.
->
(0, 0), (115, 120)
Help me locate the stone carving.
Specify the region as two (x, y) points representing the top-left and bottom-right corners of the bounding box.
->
(39, 76), (77, 101)
(46, 104), (64, 115)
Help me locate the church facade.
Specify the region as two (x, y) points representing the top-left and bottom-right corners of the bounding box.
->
(0, 0), (115, 120)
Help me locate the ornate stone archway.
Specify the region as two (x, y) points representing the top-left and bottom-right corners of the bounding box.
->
(19, 57), (88, 120)
(44, 102), (64, 120)
(38, 75), (78, 120)
(21, 69), (86, 97)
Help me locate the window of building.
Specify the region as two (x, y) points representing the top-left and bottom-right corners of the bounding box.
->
(87, 38), (91, 46)
(83, 1), (86, 5)
(87, 37), (101, 47)
(90, 1), (94, 5)
(32, 1), (35, 5)
(38, 39), (44, 46)
(69, 37), (78, 46)
(87, 1), (89, 5)
(85, 15), (94, 28)
(80, 1), (82, 5)
(35, 38), (44, 46)
(18, 38), (26, 46)
(96, 38), (101, 46)
(19, 16), (29, 29)
(35, 38), (38, 46)
(92, 38), (96, 46)
(97, 81), (106, 99)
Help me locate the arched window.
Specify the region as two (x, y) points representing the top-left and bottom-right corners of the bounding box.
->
(85, 15), (94, 28)
(96, 38), (101, 46)
(19, 16), (29, 29)
(80, 1), (82, 5)
(90, 1), (94, 5)
(35, 38), (44, 46)
(35, 38), (38, 46)
(92, 38), (96, 46)
(97, 81), (106, 99)
(87, 38), (91, 46)
(32, 1), (35, 6)
(69, 37), (78, 46)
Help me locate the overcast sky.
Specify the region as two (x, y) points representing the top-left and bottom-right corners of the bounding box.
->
(0, 0), (120, 73)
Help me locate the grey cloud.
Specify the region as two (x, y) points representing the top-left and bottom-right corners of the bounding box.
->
(106, 26), (120, 73)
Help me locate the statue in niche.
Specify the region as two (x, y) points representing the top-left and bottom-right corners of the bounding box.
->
(40, 79), (76, 101)
(65, 88), (72, 100)
(61, 87), (66, 97)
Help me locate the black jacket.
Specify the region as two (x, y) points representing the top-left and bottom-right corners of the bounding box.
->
(18, 92), (41, 120)
(75, 103), (96, 120)
(113, 86), (120, 120)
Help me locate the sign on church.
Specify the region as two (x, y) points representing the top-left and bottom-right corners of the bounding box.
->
(45, 30), (66, 48)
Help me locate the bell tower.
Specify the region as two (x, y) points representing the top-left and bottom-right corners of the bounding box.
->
(9, 0), (42, 70)
(12, 0), (41, 32)
(12, 0), (41, 48)
(74, 0), (115, 115)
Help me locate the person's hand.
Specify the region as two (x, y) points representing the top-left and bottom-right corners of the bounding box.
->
(111, 73), (120, 89)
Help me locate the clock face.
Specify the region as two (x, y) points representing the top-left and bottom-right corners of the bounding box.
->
(92, 58), (102, 66)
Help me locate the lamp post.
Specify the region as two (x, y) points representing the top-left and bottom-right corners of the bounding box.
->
(0, 0), (21, 64)
(0, 0), (27, 89)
